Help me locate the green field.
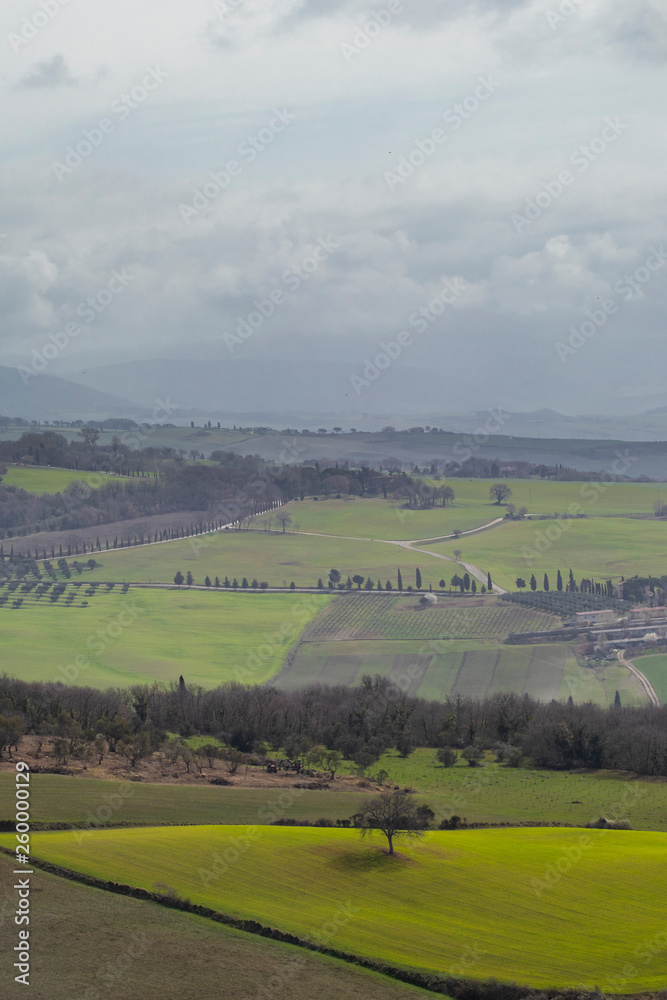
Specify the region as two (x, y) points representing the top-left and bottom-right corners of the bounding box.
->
(423, 517), (667, 590)
(2, 759), (665, 829)
(0, 853), (424, 1000)
(0, 588), (328, 688)
(78, 528), (456, 589)
(282, 480), (667, 542)
(633, 653), (667, 702)
(15, 825), (667, 990)
(279, 639), (648, 705)
(2, 465), (120, 494)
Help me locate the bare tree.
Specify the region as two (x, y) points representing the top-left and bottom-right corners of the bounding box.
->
(353, 792), (428, 855)
(489, 483), (512, 505)
(276, 511), (293, 533)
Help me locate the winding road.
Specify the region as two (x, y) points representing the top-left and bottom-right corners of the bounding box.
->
(617, 649), (661, 706)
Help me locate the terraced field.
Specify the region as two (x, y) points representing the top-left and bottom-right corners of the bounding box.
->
(303, 593), (560, 641)
(278, 638), (648, 705)
(16, 825), (667, 991)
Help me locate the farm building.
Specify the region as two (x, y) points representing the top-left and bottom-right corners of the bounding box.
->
(574, 609), (617, 626)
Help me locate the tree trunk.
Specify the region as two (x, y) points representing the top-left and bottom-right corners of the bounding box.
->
(387, 833), (394, 854)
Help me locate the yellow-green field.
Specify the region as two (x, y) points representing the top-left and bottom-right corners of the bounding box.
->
(15, 825), (667, 991)
(79, 529), (455, 589)
(3, 465), (121, 495)
(0, 853), (424, 1000)
(0, 588), (328, 688)
(423, 517), (667, 590)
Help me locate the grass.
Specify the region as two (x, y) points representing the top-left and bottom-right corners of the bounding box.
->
(632, 653), (667, 702)
(0, 588), (329, 688)
(281, 480), (667, 542)
(2, 465), (120, 495)
(2, 759), (665, 829)
(0, 852), (425, 1000)
(14, 824), (667, 990)
(79, 528), (456, 589)
(423, 517), (667, 590)
(280, 639), (648, 706)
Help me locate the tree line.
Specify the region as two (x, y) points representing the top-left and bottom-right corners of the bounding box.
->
(1, 675), (665, 777)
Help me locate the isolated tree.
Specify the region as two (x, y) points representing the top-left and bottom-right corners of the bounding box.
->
(174, 571), (184, 587)
(79, 427), (100, 452)
(453, 549), (462, 561)
(416, 567), (422, 589)
(557, 569), (563, 592)
(436, 747), (457, 768)
(614, 690), (622, 710)
(516, 578), (526, 590)
(489, 483), (512, 505)
(487, 572), (493, 592)
(276, 512), (293, 533)
(397, 568), (403, 591)
(461, 745), (483, 767)
(186, 571), (194, 586)
(530, 574), (537, 592)
(352, 574), (364, 590)
(204, 576), (211, 587)
(543, 573), (550, 592)
(329, 569), (341, 586)
(364, 577), (374, 590)
(353, 792), (428, 855)
(471, 579), (477, 593)
(439, 579), (446, 589)
(463, 573), (471, 592)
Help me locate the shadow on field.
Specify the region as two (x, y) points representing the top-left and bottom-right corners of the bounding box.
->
(329, 846), (417, 871)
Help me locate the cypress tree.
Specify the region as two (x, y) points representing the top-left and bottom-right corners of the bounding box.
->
(397, 568), (403, 591)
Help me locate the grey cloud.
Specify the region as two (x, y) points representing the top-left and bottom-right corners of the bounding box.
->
(19, 54), (77, 89)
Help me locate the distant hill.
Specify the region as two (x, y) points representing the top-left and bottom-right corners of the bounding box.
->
(62, 358), (452, 417)
(0, 366), (148, 422)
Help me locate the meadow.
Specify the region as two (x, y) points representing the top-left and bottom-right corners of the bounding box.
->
(3, 464), (121, 495)
(0, 588), (328, 688)
(280, 639), (647, 705)
(15, 825), (667, 990)
(78, 528), (455, 589)
(0, 853), (423, 1000)
(2, 756), (665, 829)
(423, 517), (667, 590)
(280, 479), (667, 542)
(633, 653), (667, 702)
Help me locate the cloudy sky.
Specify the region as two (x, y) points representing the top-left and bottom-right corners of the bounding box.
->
(1, 0), (666, 414)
